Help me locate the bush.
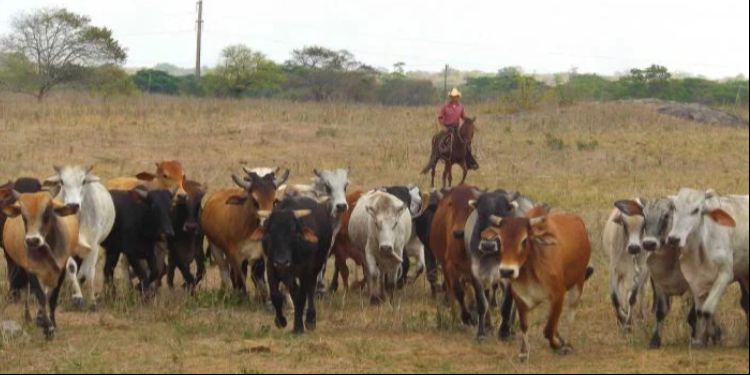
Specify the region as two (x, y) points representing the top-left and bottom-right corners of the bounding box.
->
(377, 77), (436, 106)
(132, 69), (180, 95)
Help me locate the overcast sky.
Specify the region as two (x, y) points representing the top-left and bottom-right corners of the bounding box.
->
(0, 0), (747, 78)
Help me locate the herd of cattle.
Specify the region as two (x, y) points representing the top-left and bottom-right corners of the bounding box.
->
(0, 161), (747, 361)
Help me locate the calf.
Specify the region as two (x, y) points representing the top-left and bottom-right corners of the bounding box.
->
(102, 187), (175, 295)
(0, 178), (41, 301)
(464, 190), (517, 340)
(349, 190), (412, 304)
(603, 200), (651, 328)
(166, 180), (207, 291)
(255, 196), (332, 334)
(1, 191), (79, 339)
(106, 160), (188, 199)
(484, 209), (592, 360)
(44, 165), (115, 309)
(667, 189), (748, 347)
(328, 190), (366, 292)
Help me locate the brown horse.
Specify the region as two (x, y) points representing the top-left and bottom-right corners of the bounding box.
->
(421, 117), (477, 188)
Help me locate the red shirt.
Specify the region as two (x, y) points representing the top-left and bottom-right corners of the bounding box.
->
(438, 102), (465, 126)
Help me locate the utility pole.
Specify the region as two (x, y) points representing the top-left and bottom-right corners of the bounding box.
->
(443, 64), (449, 95)
(195, 0), (203, 79)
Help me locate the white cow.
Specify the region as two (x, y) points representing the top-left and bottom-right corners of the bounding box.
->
(667, 189), (749, 347)
(348, 190), (411, 304)
(602, 199), (651, 328)
(45, 165), (115, 309)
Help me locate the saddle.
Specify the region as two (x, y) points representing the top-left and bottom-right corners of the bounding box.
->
(437, 127), (462, 155)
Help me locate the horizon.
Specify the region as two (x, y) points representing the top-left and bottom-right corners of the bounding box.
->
(0, 0), (748, 80)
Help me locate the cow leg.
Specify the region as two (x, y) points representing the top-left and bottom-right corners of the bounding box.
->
(194, 238), (207, 286)
(365, 245), (382, 305)
(125, 252), (150, 297)
(29, 276), (53, 339)
(79, 245), (102, 310)
(499, 284), (516, 341)
(471, 276), (489, 340)
(398, 255), (410, 289)
(267, 267), (287, 329)
(250, 259), (269, 302)
(4, 251), (28, 302)
(517, 301), (531, 362)
(741, 283), (749, 347)
(424, 245), (439, 299)
(610, 273), (628, 328)
(48, 269), (67, 331)
(544, 294), (571, 354)
(452, 277), (475, 326)
(649, 287), (670, 349)
(210, 243), (232, 289)
(292, 276), (307, 334)
(64, 258), (84, 309)
(175, 252), (197, 292)
(103, 248), (120, 297)
(429, 165), (436, 189)
(459, 163), (467, 185)
(166, 246), (177, 289)
(305, 273), (318, 331)
(694, 267), (733, 346)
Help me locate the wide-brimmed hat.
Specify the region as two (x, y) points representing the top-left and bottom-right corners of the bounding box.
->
(448, 88), (462, 98)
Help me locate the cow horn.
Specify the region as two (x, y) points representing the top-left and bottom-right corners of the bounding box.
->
(85, 165), (95, 174)
(232, 174), (252, 190)
(11, 189), (21, 199)
(274, 168), (290, 187)
(508, 190), (521, 201)
(53, 165), (62, 174)
(489, 215), (503, 226)
(43, 174), (61, 186)
(313, 169), (322, 178)
(413, 191), (431, 218)
(293, 209), (312, 218)
(529, 216), (546, 227)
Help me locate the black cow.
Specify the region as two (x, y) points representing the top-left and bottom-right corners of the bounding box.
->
(102, 187), (175, 295)
(257, 196), (332, 334)
(0, 178), (42, 301)
(414, 190), (441, 297)
(166, 181), (207, 291)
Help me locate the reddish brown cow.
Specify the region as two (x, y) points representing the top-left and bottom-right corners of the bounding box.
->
(481, 208), (592, 361)
(106, 160), (187, 198)
(429, 184), (482, 325)
(200, 170), (288, 300)
(328, 190), (366, 292)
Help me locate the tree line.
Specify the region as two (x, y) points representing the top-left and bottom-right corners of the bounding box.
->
(0, 8), (747, 109)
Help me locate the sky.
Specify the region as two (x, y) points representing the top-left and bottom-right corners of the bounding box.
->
(0, 0), (748, 79)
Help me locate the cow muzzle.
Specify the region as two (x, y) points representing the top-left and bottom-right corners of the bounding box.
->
(667, 235), (682, 247)
(642, 239), (658, 252)
(627, 244), (642, 255)
(335, 203), (348, 214)
(25, 236), (44, 249)
(479, 240), (498, 254)
(499, 267), (518, 279)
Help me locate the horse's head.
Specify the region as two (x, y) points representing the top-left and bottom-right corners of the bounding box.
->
(461, 117), (477, 142)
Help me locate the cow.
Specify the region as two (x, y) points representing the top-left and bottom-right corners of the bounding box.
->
(414, 189), (442, 298)
(43, 165), (115, 309)
(254, 196), (333, 334)
(0, 178), (42, 301)
(166, 180), (207, 291)
(483, 208), (592, 361)
(429, 185), (482, 325)
(382, 185), (428, 288)
(201, 168), (289, 299)
(349, 190), (412, 304)
(1, 190), (79, 339)
(106, 160), (188, 199)
(328, 190), (366, 293)
(667, 188), (749, 347)
(614, 197), (703, 348)
(463, 189), (517, 340)
(602, 200), (651, 328)
(102, 187), (175, 296)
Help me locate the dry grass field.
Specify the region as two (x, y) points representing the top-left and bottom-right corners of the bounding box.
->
(0, 93), (748, 373)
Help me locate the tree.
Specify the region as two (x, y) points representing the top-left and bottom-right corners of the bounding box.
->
(207, 44), (284, 98)
(85, 64), (136, 99)
(132, 69), (180, 95)
(0, 8), (126, 100)
(284, 46), (374, 101)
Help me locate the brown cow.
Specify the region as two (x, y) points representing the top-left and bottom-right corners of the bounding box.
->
(1, 191), (79, 339)
(200, 169), (289, 300)
(429, 184), (482, 325)
(481, 208), (592, 361)
(106, 160), (187, 198)
(328, 190), (366, 292)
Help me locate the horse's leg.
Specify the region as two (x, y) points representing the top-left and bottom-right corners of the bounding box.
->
(442, 162), (450, 189)
(430, 164), (436, 188)
(459, 163), (468, 185)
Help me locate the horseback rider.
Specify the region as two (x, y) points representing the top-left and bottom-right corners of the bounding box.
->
(429, 88), (479, 170)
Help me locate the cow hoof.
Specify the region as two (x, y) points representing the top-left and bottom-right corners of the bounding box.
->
(71, 296), (86, 310)
(498, 326), (513, 342)
(305, 320), (317, 332)
(648, 335), (662, 349)
(44, 327), (56, 341)
(474, 334), (488, 343)
(293, 327), (304, 335)
(461, 312), (477, 326)
(88, 303), (98, 313)
(275, 316), (287, 329)
(555, 345), (574, 356)
(370, 296), (382, 306)
(690, 338), (707, 348)
(517, 352), (529, 363)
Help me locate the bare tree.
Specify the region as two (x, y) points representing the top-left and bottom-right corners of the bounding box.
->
(1, 8), (126, 100)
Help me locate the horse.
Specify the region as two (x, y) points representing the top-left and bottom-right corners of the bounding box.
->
(421, 117), (477, 189)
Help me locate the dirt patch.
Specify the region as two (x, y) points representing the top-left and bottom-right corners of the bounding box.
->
(624, 99), (748, 127)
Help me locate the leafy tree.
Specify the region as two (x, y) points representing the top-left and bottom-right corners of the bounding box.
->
(284, 46), (375, 101)
(132, 69), (180, 95)
(84, 64), (136, 98)
(0, 8), (126, 100)
(377, 77), (436, 106)
(207, 44), (284, 98)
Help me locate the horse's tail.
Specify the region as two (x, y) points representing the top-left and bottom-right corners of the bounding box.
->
(421, 143), (439, 174)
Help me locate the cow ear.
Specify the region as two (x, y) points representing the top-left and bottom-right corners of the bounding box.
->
(43, 175), (60, 187)
(0, 187), (13, 202)
(614, 200), (643, 216)
(136, 172), (156, 181)
(53, 203), (79, 217)
(704, 208), (736, 227)
(293, 209), (311, 219)
(249, 227), (265, 241)
(83, 174), (100, 184)
(1, 204), (21, 218)
(225, 195), (248, 205)
(301, 227), (319, 244)
(130, 187), (149, 202)
(705, 189), (717, 200)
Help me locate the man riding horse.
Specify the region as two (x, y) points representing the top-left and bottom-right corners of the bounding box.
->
(421, 88), (479, 187)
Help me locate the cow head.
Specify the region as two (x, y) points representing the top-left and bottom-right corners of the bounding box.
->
(613, 199), (646, 255)
(131, 187), (176, 238)
(482, 215), (555, 280)
(1, 191), (79, 250)
(469, 190), (515, 255)
(667, 188), (735, 248)
(136, 161), (187, 200)
(253, 208), (317, 271)
(228, 169), (288, 224)
(312, 168), (350, 217)
(366, 192), (407, 263)
(640, 198), (674, 253)
(175, 183), (204, 233)
(43, 165), (100, 210)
